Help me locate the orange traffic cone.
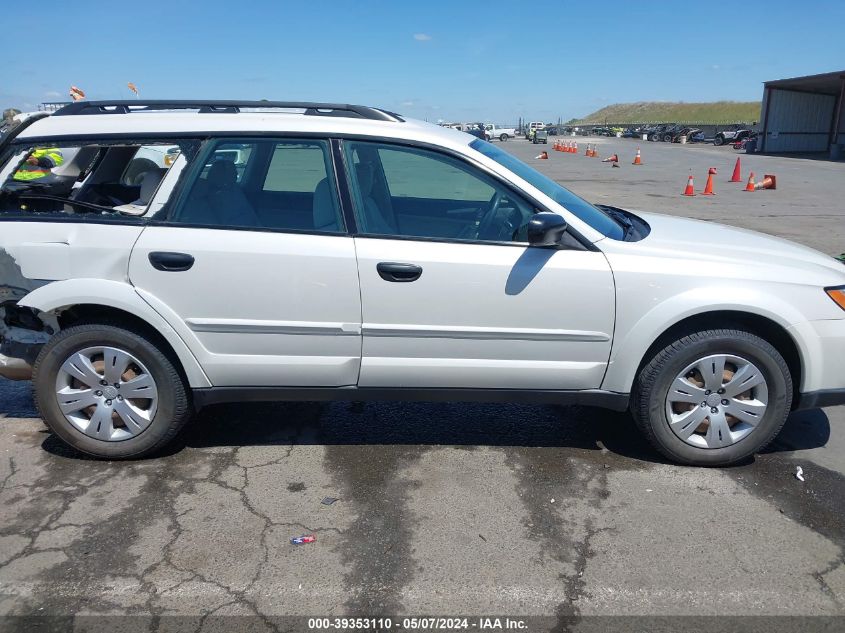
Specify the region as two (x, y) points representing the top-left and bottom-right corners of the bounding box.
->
(602, 153), (618, 164)
(584, 143), (590, 156)
(566, 141), (573, 153)
(744, 172), (756, 191)
(590, 143), (598, 157)
(683, 174), (695, 196)
(730, 157), (742, 182)
(754, 174), (777, 190)
(573, 141), (578, 154)
(536, 151), (549, 160)
(701, 167), (716, 195)
(632, 147), (643, 165)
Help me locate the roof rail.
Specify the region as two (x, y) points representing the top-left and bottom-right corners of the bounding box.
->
(52, 100), (403, 122)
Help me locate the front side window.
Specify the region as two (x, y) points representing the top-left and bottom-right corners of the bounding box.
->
(172, 138), (343, 232)
(343, 141), (536, 243)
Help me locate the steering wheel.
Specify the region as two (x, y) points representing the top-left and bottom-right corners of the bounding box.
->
(475, 191), (503, 240)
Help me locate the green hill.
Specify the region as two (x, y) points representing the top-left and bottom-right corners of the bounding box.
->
(573, 101), (760, 125)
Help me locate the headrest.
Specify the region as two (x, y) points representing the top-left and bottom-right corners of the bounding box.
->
(207, 159), (238, 189)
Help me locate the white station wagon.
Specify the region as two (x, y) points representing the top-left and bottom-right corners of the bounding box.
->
(0, 100), (843, 465)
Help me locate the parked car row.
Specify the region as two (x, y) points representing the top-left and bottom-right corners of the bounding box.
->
(438, 123), (516, 142)
(635, 124), (705, 143)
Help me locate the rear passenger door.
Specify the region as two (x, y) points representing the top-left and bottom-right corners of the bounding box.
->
(128, 137), (363, 387)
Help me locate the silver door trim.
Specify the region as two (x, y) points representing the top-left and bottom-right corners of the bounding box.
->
(361, 323), (610, 342)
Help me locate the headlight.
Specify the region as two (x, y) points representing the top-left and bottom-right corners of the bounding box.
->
(825, 286), (845, 311)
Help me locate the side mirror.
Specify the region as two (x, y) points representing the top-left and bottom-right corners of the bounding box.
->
(527, 212), (567, 247)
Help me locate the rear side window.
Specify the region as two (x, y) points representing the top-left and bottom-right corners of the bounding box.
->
(171, 138), (344, 233)
(0, 140), (195, 219)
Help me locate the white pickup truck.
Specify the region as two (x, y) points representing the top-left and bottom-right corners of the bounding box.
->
(483, 124), (515, 142)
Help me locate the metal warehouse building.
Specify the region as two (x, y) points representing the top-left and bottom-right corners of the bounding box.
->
(759, 69), (845, 158)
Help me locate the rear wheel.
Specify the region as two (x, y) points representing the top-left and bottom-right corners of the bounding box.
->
(33, 324), (192, 459)
(631, 329), (792, 466)
(714, 136), (725, 146)
(500, 133), (509, 142)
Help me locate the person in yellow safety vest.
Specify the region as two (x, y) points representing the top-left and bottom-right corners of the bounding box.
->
(13, 147), (64, 181)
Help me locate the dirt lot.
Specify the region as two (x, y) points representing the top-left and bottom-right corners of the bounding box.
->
(0, 138), (843, 632)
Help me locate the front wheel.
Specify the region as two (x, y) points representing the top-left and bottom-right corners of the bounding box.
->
(33, 323), (192, 459)
(631, 329), (792, 466)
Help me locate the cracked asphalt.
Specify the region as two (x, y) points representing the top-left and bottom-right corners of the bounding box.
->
(1, 139), (844, 631)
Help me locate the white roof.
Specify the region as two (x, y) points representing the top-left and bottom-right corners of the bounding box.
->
(18, 111), (475, 151)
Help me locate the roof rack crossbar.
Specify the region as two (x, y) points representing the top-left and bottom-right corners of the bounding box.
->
(52, 100), (402, 122)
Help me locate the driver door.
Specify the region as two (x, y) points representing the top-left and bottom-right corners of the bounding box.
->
(343, 140), (616, 391)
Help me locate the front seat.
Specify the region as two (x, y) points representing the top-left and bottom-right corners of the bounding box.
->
(194, 159), (260, 227)
(312, 178), (340, 231)
(355, 162), (396, 234)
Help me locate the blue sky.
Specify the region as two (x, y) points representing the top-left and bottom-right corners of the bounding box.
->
(2, 0), (843, 123)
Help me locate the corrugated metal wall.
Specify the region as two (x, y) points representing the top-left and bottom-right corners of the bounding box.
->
(762, 89), (835, 152)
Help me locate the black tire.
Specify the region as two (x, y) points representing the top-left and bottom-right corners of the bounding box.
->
(631, 329), (792, 466)
(662, 134), (673, 142)
(500, 134), (509, 142)
(33, 323), (192, 459)
(714, 136), (724, 146)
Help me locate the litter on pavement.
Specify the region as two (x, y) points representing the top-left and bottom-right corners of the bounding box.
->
(795, 466), (805, 482)
(321, 497), (339, 505)
(291, 535), (317, 545)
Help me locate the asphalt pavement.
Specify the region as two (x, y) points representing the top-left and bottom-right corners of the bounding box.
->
(0, 137), (843, 632)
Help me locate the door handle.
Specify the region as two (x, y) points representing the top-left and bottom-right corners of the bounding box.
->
(149, 251), (195, 272)
(376, 262), (423, 282)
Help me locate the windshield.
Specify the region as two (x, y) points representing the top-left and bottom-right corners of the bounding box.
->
(469, 139), (624, 239)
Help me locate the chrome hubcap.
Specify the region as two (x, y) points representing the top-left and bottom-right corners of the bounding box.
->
(54, 346), (158, 442)
(665, 354), (768, 449)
